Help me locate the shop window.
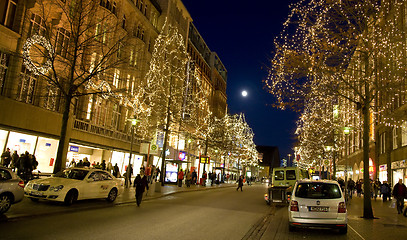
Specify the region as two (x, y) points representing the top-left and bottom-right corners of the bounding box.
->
(0, 51), (9, 95)
(0, 0), (17, 30)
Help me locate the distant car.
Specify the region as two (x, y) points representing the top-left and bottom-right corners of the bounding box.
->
(0, 167), (25, 214)
(288, 180), (347, 234)
(24, 168), (122, 206)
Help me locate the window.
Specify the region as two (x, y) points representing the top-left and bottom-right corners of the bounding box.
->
(113, 69), (120, 87)
(274, 170), (284, 181)
(43, 82), (60, 112)
(122, 15), (126, 29)
(0, 0), (17, 29)
(28, 13), (46, 37)
(380, 132), (386, 154)
(295, 183), (341, 199)
(111, 103), (120, 129)
(0, 51), (9, 95)
(286, 170), (296, 180)
(393, 127), (398, 150)
(0, 169), (12, 180)
(17, 66), (37, 104)
(86, 95), (93, 120)
(55, 28), (70, 58)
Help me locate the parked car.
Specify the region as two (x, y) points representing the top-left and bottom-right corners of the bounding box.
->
(0, 167), (25, 214)
(288, 180), (347, 234)
(24, 168), (122, 206)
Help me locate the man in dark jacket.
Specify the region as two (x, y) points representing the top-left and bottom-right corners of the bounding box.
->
(393, 179), (407, 214)
(1, 148), (11, 167)
(134, 169), (149, 206)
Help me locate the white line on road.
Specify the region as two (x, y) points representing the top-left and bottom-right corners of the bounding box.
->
(349, 224), (365, 240)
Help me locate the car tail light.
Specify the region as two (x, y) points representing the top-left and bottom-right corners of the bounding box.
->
(18, 180), (25, 188)
(290, 200), (299, 212)
(338, 202), (346, 213)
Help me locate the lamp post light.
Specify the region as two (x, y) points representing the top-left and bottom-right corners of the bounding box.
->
(324, 145), (332, 179)
(343, 127), (352, 202)
(288, 154), (292, 166)
(126, 117), (138, 188)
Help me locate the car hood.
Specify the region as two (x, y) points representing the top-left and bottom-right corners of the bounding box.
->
(29, 177), (80, 186)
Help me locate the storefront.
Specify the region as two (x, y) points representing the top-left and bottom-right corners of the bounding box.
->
(392, 160), (407, 185)
(1, 129), (59, 173)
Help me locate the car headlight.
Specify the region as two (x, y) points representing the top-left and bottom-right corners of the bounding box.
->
(49, 185), (64, 192)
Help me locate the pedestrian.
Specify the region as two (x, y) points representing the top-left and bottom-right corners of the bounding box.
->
(373, 179), (381, 200)
(202, 171), (207, 186)
(156, 167), (161, 182)
(134, 169), (149, 206)
(356, 179), (363, 197)
(226, 173), (230, 183)
(11, 150), (19, 172)
(237, 175), (243, 191)
(113, 163), (120, 178)
(1, 148), (11, 167)
(348, 179), (355, 199)
(69, 159), (76, 168)
(380, 181), (391, 202)
(106, 161), (113, 173)
(210, 172), (216, 186)
(392, 179), (407, 214)
(192, 169), (197, 184)
(76, 160), (84, 167)
(83, 158), (91, 167)
(101, 160), (106, 170)
(186, 170), (192, 187)
(126, 164), (133, 186)
(178, 169), (184, 187)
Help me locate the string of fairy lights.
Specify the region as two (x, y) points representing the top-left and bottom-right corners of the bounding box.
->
(265, 0), (407, 167)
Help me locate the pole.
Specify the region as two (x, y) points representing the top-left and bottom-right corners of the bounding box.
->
(345, 134), (349, 202)
(126, 125), (134, 188)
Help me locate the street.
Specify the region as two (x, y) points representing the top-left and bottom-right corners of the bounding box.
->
(1, 184), (407, 239)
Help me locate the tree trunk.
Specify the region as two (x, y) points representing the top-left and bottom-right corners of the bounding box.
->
(54, 95), (72, 174)
(362, 97), (374, 219)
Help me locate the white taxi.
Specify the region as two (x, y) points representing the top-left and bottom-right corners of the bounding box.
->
(24, 168), (122, 205)
(288, 180), (347, 234)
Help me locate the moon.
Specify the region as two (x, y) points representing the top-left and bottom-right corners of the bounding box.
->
(242, 90), (248, 97)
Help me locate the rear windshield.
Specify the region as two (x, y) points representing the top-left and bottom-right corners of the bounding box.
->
(295, 183), (342, 199)
(274, 170), (284, 180)
(286, 170), (296, 180)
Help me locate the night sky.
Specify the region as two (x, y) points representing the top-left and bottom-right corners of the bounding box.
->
(182, 0), (301, 159)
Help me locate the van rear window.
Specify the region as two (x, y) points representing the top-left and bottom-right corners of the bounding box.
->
(295, 183), (342, 199)
(286, 170), (296, 180)
(274, 170), (284, 180)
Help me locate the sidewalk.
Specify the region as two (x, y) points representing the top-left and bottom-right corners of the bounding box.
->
(1, 181), (237, 222)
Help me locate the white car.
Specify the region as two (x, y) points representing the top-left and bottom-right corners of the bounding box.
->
(0, 167), (25, 214)
(24, 168), (122, 205)
(288, 180), (347, 234)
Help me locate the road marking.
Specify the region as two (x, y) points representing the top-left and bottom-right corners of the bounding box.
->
(349, 224), (365, 240)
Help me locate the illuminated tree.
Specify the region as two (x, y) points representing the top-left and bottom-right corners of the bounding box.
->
(265, 0), (407, 218)
(22, 0), (133, 173)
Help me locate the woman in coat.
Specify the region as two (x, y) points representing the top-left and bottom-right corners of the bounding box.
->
(134, 169), (149, 206)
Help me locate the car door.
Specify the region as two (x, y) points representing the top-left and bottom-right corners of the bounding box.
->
(84, 171), (105, 199)
(98, 172), (114, 197)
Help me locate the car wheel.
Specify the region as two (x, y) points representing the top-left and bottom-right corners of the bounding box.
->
(288, 224), (296, 232)
(64, 190), (78, 206)
(29, 197), (39, 202)
(106, 188), (118, 202)
(0, 193), (12, 214)
(339, 225), (347, 234)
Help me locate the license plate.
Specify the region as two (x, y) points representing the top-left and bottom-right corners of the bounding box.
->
(309, 206), (329, 212)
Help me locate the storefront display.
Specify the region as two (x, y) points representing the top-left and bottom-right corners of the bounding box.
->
(165, 163), (178, 183)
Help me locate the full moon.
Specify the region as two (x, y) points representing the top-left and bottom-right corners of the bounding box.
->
(242, 90), (248, 97)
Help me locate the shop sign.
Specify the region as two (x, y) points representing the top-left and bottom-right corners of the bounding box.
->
(178, 151), (186, 161)
(379, 164), (387, 171)
(200, 155), (210, 164)
(19, 139), (26, 143)
(69, 146), (79, 152)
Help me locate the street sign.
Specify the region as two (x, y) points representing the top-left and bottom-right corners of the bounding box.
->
(200, 156), (210, 164)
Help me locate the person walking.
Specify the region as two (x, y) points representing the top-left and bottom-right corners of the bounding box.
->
(106, 161), (113, 174)
(134, 169), (149, 207)
(186, 170), (192, 187)
(392, 179), (407, 214)
(178, 169), (184, 187)
(101, 160), (106, 170)
(113, 163), (120, 178)
(11, 150), (19, 172)
(1, 148), (11, 167)
(125, 164), (133, 186)
(191, 169), (197, 184)
(202, 171), (207, 186)
(356, 179), (363, 197)
(381, 181), (391, 202)
(237, 175), (244, 191)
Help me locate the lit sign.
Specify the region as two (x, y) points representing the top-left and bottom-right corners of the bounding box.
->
(178, 151), (186, 161)
(200, 156), (210, 164)
(19, 139), (26, 143)
(69, 146), (79, 152)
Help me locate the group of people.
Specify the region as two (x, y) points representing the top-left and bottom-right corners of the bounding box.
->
(1, 148), (38, 182)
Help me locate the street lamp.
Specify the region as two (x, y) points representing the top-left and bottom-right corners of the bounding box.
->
(288, 154), (292, 166)
(343, 127), (352, 202)
(126, 117), (138, 188)
(324, 145), (332, 179)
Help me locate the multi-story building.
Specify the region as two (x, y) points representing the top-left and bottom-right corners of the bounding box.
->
(0, 0), (228, 178)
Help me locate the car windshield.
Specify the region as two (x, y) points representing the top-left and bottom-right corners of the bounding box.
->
(54, 169), (89, 180)
(295, 182), (342, 199)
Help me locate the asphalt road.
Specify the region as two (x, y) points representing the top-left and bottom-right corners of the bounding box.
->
(1, 184), (405, 240)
